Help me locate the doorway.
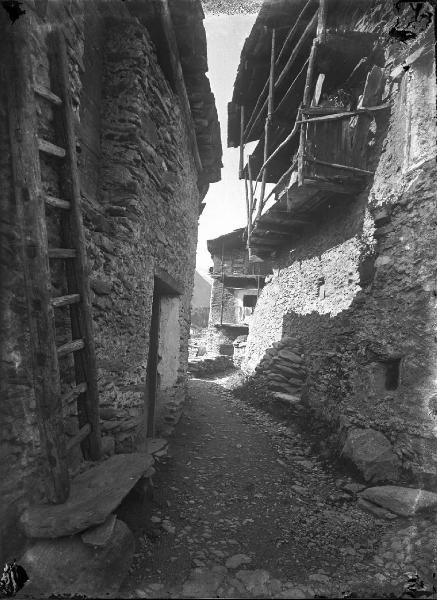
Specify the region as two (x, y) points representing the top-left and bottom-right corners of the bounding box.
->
(144, 271), (183, 438)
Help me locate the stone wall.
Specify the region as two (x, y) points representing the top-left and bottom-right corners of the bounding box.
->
(0, 0), (220, 563)
(242, 10), (437, 486)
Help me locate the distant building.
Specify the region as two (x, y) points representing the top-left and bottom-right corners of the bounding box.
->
(191, 271), (212, 329)
(206, 228), (271, 361)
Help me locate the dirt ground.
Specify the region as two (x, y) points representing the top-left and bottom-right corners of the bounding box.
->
(120, 373), (437, 599)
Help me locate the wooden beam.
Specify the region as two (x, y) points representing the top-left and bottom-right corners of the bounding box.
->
(61, 382), (87, 406)
(57, 339), (85, 358)
(37, 138), (66, 158)
(51, 294), (81, 308)
(48, 248), (77, 259)
(305, 156), (374, 175)
(390, 43), (434, 80)
(66, 423), (91, 452)
(259, 28), (276, 214)
(297, 103), (391, 123)
(317, 0), (327, 42)
(34, 83), (62, 105)
(45, 194), (71, 210)
(7, 23), (70, 503)
(50, 31), (101, 460)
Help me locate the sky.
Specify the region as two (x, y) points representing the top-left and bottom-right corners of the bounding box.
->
(195, 13), (257, 280)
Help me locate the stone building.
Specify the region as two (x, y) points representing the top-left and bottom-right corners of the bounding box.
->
(228, 0), (436, 485)
(206, 228), (271, 362)
(0, 0), (221, 565)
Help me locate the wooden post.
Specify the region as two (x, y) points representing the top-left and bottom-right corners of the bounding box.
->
(220, 241), (225, 325)
(298, 40), (319, 185)
(247, 156), (254, 249)
(244, 173), (250, 230)
(259, 28), (276, 214)
(244, 0), (315, 140)
(239, 105), (245, 178)
(50, 31), (102, 461)
(317, 0), (327, 43)
(7, 23), (70, 502)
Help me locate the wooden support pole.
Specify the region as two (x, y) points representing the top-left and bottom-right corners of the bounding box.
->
(245, 8), (318, 143)
(239, 105), (245, 178)
(7, 23), (70, 503)
(298, 39), (318, 186)
(244, 173), (250, 228)
(220, 241), (225, 325)
(243, 0), (314, 141)
(317, 0), (327, 42)
(247, 156), (254, 248)
(258, 28), (276, 215)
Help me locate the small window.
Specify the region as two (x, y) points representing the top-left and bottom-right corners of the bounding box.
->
(317, 277), (325, 299)
(385, 358), (401, 390)
(243, 295), (257, 308)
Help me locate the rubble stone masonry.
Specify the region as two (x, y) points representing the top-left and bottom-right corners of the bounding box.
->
(243, 9), (436, 487)
(0, 0), (220, 562)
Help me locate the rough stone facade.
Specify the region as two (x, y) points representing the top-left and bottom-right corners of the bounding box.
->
(241, 4), (436, 486)
(0, 0), (221, 563)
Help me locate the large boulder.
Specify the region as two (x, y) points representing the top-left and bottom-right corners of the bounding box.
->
(341, 428), (400, 483)
(19, 519), (134, 597)
(359, 486), (437, 517)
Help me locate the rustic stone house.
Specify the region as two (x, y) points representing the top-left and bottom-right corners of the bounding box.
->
(206, 228), (271, 361)
(0, 0), (221, 566)
(228, 0), (436, 485)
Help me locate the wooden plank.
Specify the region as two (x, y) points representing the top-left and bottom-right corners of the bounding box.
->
(34, 83), (62, 105)
(37, 137), (66, 158)
(48, 248), (77, 259)
(51, 294), (81, 308)
(306, 157), (374, 175)
(61, 382), (88, 405)
(7, 22), (70, 503)
(262, 158), (297, 206)
(45, 194), (71, 210)
(50, 30), (101, 461)
(352, 65), (385, 166)
(57, 339), (85, 358)
(66, 423), (91, 452)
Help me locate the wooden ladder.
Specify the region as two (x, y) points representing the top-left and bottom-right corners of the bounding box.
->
(7, 25), (101, 503)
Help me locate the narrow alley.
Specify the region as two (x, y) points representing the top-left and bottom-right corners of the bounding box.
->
(122, 373), (437, 599)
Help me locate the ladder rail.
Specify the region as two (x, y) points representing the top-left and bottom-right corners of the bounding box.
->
(7, 23), (70, 503)
(49, 30), (101, 461)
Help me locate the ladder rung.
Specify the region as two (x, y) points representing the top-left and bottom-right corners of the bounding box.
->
(57, 339), (85, 357)
(61, 382), (88, 405)
(38, 138), (66, 158)
(51, 293), (80, 308)
(45, 194), (71, 210)
(66, 423), (91, 451)
(34, 83), (63, 106)
(48, 248), (77, 259)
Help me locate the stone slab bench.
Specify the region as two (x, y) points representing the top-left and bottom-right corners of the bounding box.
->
(20, 453), (154, 539)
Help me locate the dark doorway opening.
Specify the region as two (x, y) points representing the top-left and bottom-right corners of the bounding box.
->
(385, 358), (401, 390)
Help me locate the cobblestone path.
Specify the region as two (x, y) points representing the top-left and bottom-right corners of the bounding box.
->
(122, 376), (437, 599)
